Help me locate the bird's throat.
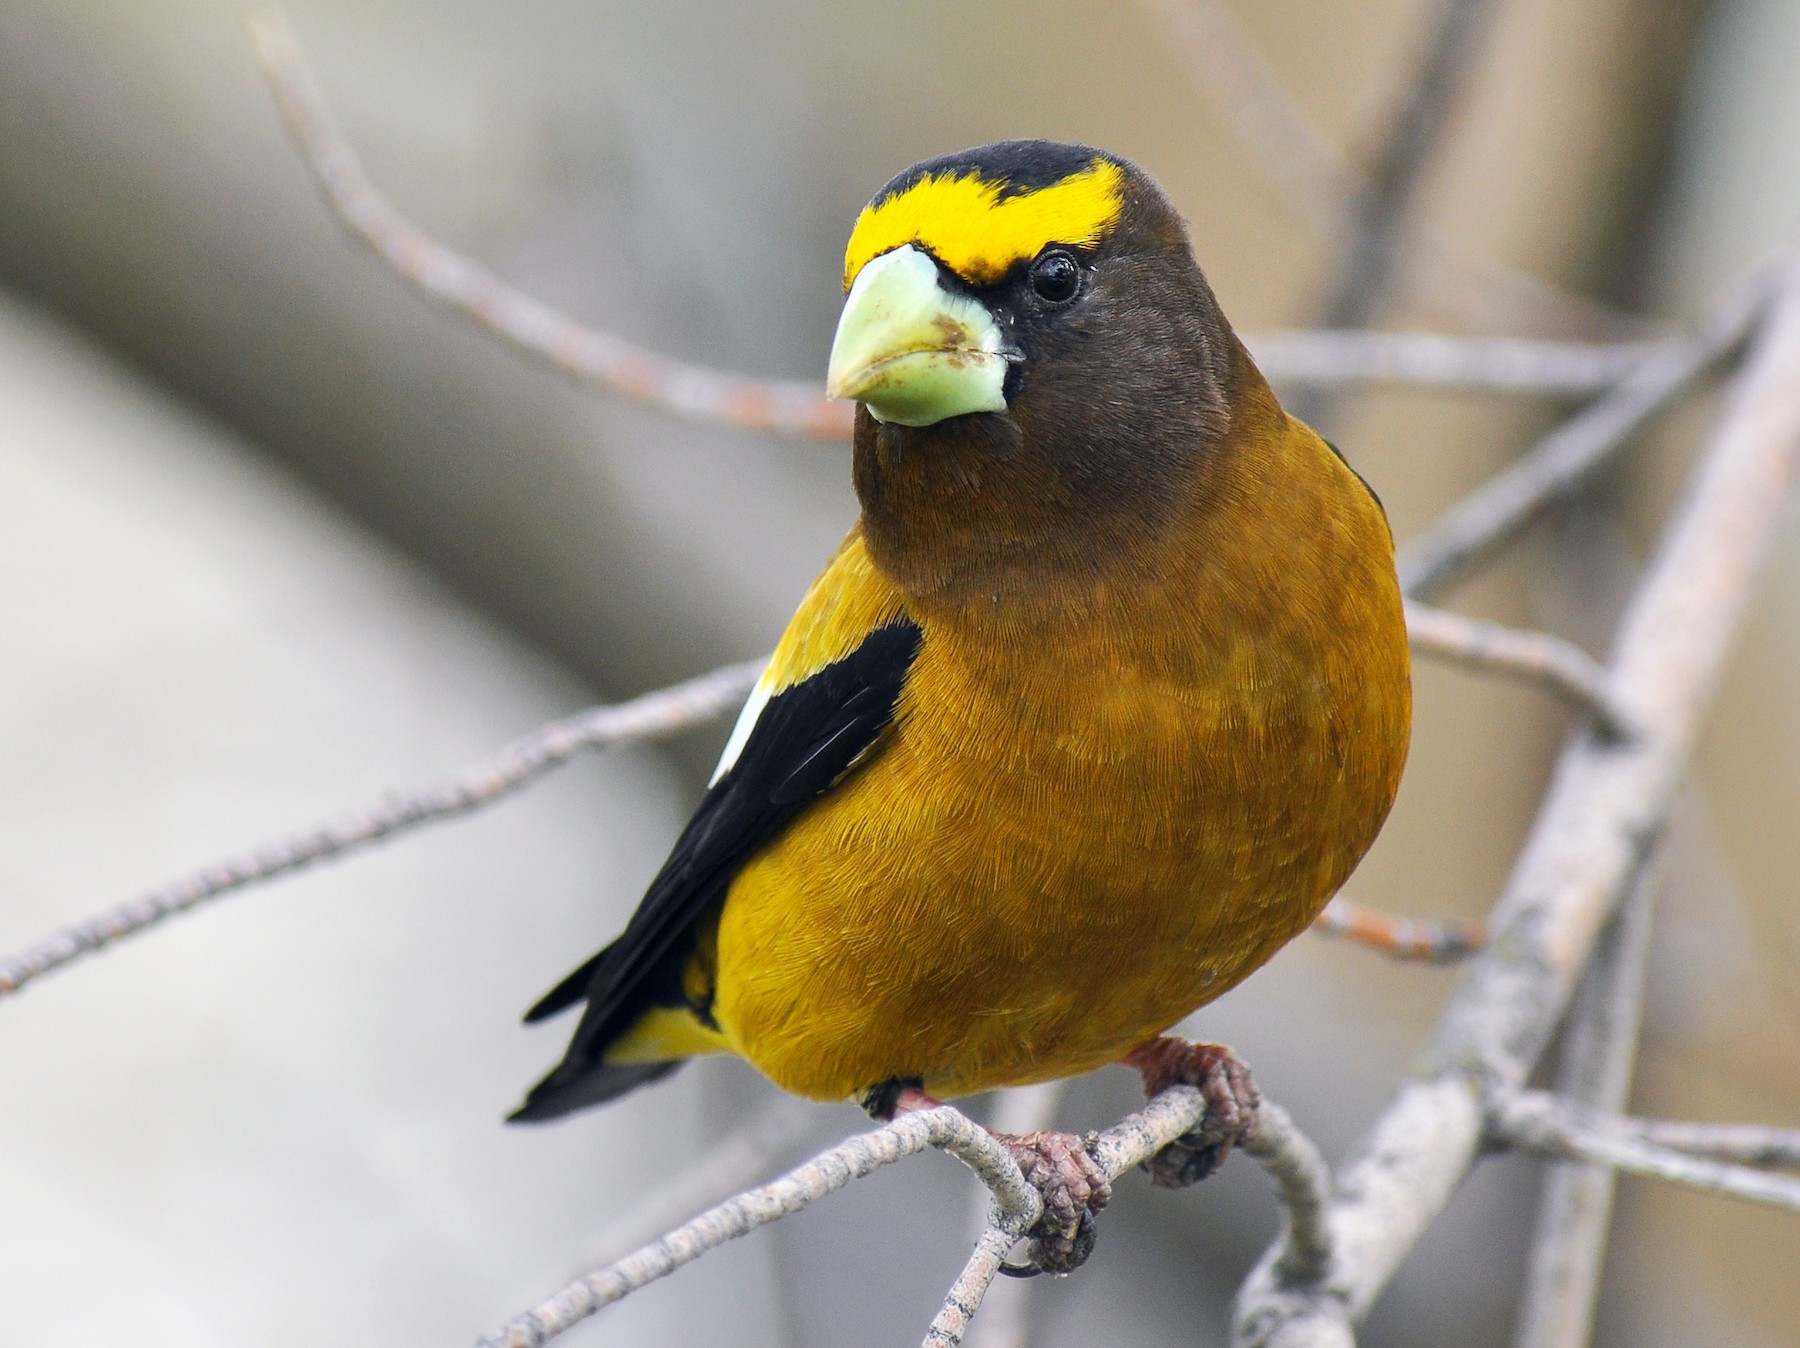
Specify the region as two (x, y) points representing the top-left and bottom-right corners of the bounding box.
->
(853, 408), (1170, 610)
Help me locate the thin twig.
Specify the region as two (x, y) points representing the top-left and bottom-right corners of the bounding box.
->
(248, 10), (855, 440)
(482, 1084), (1270, 1348)
(924, 1224), (1024, 1348)
(1405, 600), (1627, 735)
(478, 1081), (1333, 1348)
(253, 4), (1670, 445)
(1310, 898), (1485, 964)
(1285, 0), (1502, 433)
(938, 1086), (1234, 1348)
(1512, 848), (1664, 1348)
(476, 1106), (1041, 1348)
(1492, 1092), (1800, 1217)
(1315, 0), (1498, 333)
(0, 658), (764, 999)
(1399, 268), (1771, 600)
(1247, 331), (1665, 395)
(963, 1082), (1071, 1348)
(0, 634), (1492, 1006)
(1241, 1102), (1336, 1287)
(1086, 1083), (1232, 1179)
(554, 1094), (823, 1282)
(936, 1087), (1330, 1348)
(1626, 1120), (1800, 1169)
(1234, 258), (1800, 1347)
(1138, 0), (1355, 235)
(1139, 0), (1654, 340)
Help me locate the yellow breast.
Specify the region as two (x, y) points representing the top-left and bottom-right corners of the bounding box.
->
(708, 404), (1410, 1102)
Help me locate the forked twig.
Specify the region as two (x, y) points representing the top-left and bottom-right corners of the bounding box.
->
(478, 1085), (1332, 1348)
(476, 1105), (1036, 1348)
(963, 1082), (1071, 1348)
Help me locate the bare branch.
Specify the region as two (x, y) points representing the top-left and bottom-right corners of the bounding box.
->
(1513, 849), (1664, 1348)
(962, 1083), (1071, 1348)
(252, 2), (1671, 453)
(1308, 0), (1499, 380)
(1399, 268), (1771, 600)
(247, 10), (855, 440)
(476, 1105), (1041, 1348)
(1404, 601), (1626, 734)
(1139, 0), (1654, 340)
(1235, 258), (1800, 1346)
(482, 1088), (1201, 1348)
(0, 658), (764, 1000)
(480, 1081), (1332, 1348)
(1310, 898), (1485, 964)
(1242, 1102), (1336, 1287)
(1248, 331), (1664, 395)
(1624, 1120), (1800, 1169)
(0, 604), (1496, 1039)
(1493, 1092), (1800, 1217)
(942, 1086), (1260, 1347)
(925, 1224), (1025, 1348)
(1137, 0), (1355, 234)
(558, 1094), (823, 1279)
(1088, 1083), (1223, 1178)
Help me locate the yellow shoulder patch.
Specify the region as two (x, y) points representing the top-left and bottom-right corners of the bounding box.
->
(765, 527), (910, 693)
(843, 158), (1125, 289)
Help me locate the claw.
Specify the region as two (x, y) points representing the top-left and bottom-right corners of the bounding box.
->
(999, 1208), (1098, 1278)
(1123, 1038), (1261, 1188)
(865, 1081), (1112, 1275)
(994, 1129), (1112, 1275)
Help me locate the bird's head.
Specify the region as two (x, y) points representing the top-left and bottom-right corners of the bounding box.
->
(828, 141), (1247, 602)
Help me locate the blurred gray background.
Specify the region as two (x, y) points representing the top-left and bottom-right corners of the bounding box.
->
(0, 0), (1795, 1344)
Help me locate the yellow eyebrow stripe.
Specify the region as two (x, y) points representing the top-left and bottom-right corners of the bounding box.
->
(843, 159), (1125, 289)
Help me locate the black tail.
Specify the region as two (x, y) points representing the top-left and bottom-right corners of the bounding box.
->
(511, 936), (684, 1122)
(521, 945), (611, 1024)
(507, 1058), (684, 1123)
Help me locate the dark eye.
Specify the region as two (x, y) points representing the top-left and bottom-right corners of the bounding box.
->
(1028, 249), (1081, 303)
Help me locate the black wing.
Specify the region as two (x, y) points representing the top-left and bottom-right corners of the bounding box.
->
(510, 619), (922, 1121)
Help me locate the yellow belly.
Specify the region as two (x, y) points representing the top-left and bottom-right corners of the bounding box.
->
(711, 573), (1409, 1101)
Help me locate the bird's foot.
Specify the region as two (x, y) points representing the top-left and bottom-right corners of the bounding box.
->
(992, 1128), (1112, 1276)
(866, 1080), (1109, 1276)
(1122, 1037), (1260, 1188)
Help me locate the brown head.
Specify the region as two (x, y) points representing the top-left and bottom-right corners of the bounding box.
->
(826, 140), (1253, 607)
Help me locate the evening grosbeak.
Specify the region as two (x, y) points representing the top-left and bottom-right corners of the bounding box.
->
(512, 141), (1411, 1270)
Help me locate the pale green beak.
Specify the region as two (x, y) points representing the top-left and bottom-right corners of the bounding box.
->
(825, 244), (1012, 427)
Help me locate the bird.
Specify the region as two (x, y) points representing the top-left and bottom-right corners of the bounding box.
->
(511, 139), (1411, 1271)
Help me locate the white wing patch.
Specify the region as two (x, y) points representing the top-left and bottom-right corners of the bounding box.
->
(708, 674), (775, 786)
